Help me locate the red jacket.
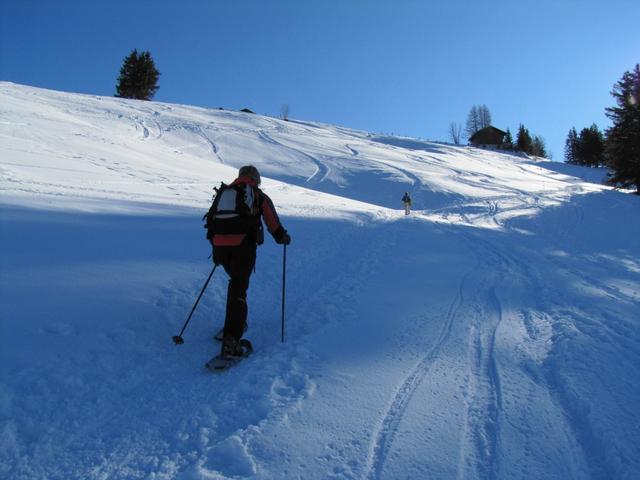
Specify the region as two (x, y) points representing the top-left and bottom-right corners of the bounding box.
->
(210, 176), (285, 247)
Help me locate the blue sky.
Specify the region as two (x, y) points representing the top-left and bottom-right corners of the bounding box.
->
(1, 0), (638, 160)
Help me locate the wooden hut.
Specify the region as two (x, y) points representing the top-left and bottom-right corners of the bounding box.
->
(469, 126), (506, 148)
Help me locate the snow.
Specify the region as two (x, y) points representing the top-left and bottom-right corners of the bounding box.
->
(1, 82), (639, 479)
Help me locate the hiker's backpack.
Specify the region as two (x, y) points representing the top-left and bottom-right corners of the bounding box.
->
(203, 182), (263, 243)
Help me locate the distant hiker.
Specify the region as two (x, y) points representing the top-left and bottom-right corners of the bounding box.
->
(205, 165), (290, 359)
(402, 192), (412, 215)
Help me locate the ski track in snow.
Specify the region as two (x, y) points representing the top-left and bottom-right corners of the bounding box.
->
(133, 115), (162, 141)
(456, 208), (633, 479)
(258, 129), (331, 184)
(364, 186), (624, 480)
(456, 208), (575, 479)
(514, 204), (640, 479)
(456, 232), (509, 480)
(196, 125), (223, 163)
(364, 244), (474, 480)
(363, 211), (513, 480)
(345, 144), (359, 156)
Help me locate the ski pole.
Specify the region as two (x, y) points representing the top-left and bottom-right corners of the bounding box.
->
(173, 265), (217, 345)
(281, 243), (287, 343)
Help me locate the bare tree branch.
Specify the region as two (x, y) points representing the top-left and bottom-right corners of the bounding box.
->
(449, 122), (462, 145)
(280, 104), (290, 121)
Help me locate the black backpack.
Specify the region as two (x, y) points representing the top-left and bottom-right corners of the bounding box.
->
(203, 182), (263, 243)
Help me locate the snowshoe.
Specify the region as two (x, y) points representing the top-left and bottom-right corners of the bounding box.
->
(205, 338), (253, 372)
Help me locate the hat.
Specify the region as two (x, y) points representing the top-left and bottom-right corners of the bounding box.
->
(238, 165), (261, 185)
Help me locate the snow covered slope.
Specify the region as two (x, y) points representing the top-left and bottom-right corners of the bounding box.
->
(1, 82), (638, 479)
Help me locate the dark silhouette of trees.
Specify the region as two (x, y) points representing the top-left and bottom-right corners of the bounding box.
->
(115, 49), (160, 100)
(605, 64), (640, 193)
(516, 124), (533, 154)
(578, 125), (606, 167)
(565, 127), (579, 164)
(501, 128), (514, 150)
(531, 135), (548, 158)
(564, 124), (606, 167)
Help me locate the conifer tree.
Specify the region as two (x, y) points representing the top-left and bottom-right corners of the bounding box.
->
(502, 128), (514, 150)
(531, 136), (548, 158)
(564, 127), (579, 164)
(577, 124), (605, 167)
(605, 64), (640, 193)
(115, 49), (160, 100)
(516, 124), (533, 154)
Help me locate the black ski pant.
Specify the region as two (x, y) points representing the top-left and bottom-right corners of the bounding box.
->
(213, 242), (257, 342)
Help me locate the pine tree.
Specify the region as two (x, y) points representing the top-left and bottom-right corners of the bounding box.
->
(531, 136), (548, 158)
(115, 49), (160, 100)
(564, 127), (579, 164)
(577, 124), (606, 167)
(605, 64), (640, 193)
(516, 124), (533, 154)
(502, 128), (514, 150)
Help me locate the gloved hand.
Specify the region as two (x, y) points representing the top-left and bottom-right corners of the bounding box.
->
(275, 228), (291, 245)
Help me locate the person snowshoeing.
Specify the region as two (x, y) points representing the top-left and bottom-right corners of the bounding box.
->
(402, 191), (412, 215)
(209, 165), (290, 359)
